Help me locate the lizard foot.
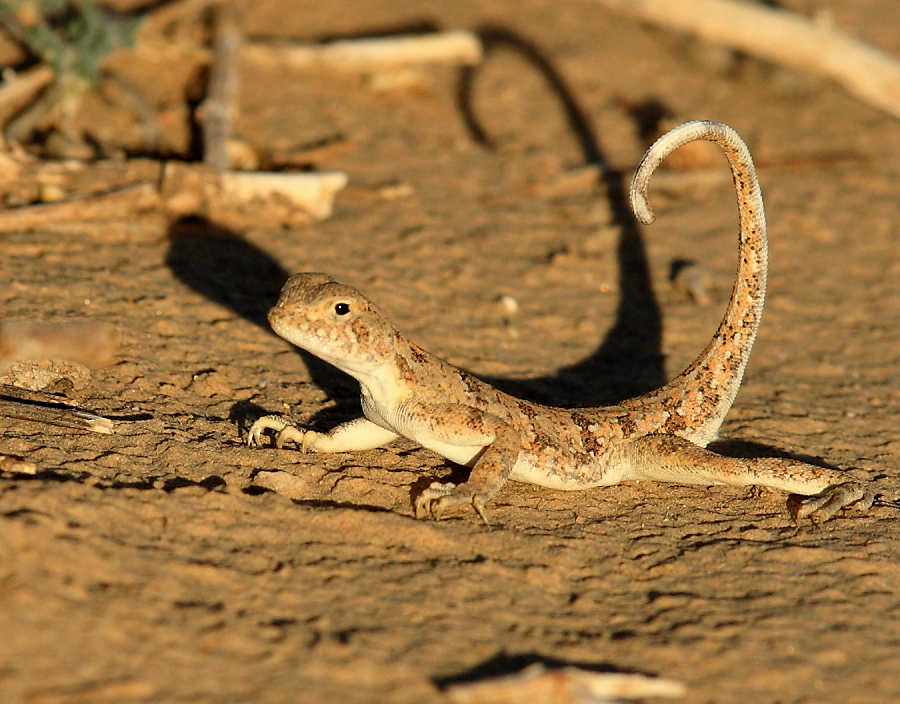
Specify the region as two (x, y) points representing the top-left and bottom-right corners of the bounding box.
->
(247, 415), (313, 450)
(787, 481), (876, 524)
(414, 482), (490, 525)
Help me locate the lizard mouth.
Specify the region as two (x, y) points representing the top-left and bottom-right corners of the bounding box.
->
(266, 307), (288, 334)
(267, 307), (305, 345)
(267, 307), (339, 365)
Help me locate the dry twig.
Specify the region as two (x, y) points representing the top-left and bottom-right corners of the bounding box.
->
(591, 0), (900, 119)
(240, 30), (482, 72)
(0, 392), (114, 434)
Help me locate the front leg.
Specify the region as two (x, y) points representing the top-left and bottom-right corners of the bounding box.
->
(411, 405), (520, 524)
(248, 415), (400, 452)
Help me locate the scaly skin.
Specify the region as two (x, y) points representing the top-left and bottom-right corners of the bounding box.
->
(248, 121), (876, 524)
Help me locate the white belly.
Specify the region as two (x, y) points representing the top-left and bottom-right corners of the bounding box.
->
(509, 456), (627, 490)
(419, 438), (486, 467)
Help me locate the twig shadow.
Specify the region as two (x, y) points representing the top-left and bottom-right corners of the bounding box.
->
(434, 651), (651, 689)
(5, 467), (227, 493)
(708, 438), (842, 470)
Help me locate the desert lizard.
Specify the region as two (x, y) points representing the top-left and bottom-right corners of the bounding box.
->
(248, 120), (876, 524)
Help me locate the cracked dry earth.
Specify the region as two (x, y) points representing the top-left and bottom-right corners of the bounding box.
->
(1, 1), (898, 702)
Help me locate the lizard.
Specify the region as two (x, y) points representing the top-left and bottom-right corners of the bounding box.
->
(247, 120), (876, 524)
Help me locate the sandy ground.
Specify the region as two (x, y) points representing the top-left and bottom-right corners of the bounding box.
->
(1, 1), (898, 702)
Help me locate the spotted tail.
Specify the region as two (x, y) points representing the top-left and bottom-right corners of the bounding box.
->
(630, 121), (768, 445)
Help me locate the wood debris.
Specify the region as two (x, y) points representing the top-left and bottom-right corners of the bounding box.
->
(227, 30), (483, 73)
(161, 162), (348, 225)
(0, 157), (347, 230)
(0, 20), (487, 229)
(445, 664), (685, 704)
(0, 454), (37, 475)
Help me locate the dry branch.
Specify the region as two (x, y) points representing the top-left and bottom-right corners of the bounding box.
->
(0, 183), (159, 231)
(591, 0), (900, 119)
(203, 2), (244, 169)
(134, 29), (484, 73)
(240, 30), (483, 72)
(220, 170), (347, 219)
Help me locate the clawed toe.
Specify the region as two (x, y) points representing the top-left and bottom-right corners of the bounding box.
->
(414, 482), (456, 519)
(246, 415), (311, 451)
(246, 415), (291, 448)
(788, 481), (876, 523)
(414, 482), (490, 524)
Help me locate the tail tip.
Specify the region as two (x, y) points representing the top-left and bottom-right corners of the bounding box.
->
(630, 184), (656, 225)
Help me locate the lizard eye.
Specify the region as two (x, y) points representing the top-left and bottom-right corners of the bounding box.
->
(334, 302), (351, 316)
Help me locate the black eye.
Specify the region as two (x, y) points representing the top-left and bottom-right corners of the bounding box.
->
(334, 302), (350, 316)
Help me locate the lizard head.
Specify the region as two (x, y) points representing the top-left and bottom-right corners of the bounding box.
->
(267, 273), (397, 379)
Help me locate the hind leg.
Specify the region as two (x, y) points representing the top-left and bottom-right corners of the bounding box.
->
(625, 433), (874, 522)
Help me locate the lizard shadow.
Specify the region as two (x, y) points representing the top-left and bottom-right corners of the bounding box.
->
(457, 25), (665, 407)
(165, 216), (359, 413)
(8, 466), (228, 492)
(163, 26), (664, 424)
(708, 438), (844, 470)
(161, 28), (838, 490)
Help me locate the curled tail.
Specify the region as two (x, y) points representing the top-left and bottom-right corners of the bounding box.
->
(630, 121), (768, 446)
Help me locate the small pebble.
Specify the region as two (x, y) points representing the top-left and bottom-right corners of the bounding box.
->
(497, 294), (519, 316)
